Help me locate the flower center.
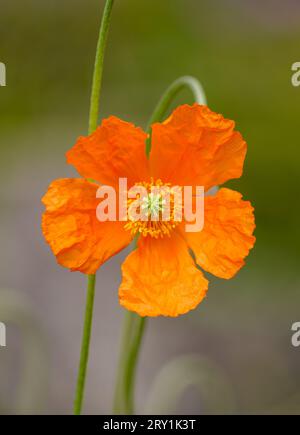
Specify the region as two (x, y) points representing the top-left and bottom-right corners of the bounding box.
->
(141, 192), (166, 218)
(124, 179), (181, 238)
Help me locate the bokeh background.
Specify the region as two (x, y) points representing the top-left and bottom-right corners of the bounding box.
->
(1, 0), (300, 414)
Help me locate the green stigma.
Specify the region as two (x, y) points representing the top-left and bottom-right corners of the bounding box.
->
(141, 193), (166, 218)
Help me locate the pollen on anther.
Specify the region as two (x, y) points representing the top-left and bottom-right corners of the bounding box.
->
(124, 179), (182, 238)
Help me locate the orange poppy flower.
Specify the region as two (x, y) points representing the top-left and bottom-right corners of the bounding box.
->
(42, 104), (255, 317)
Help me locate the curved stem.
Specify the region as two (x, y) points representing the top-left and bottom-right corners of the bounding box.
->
(113, 75), (207, 415)
(73, 0), (115, 415)
(146, 75), (207, 155)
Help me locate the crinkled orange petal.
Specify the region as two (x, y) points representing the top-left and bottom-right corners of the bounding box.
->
(66, 116), (150, 189)
(183, 188), (255, 279)
(42, 178), (132, 274)
(150, 104), (246, 190)
(119, 231), (208, 317)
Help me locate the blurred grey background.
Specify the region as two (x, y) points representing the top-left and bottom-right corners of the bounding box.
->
(0, 0), (300, 414)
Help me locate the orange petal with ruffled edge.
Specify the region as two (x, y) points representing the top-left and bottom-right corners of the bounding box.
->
(42, 178), (132, 274)
(183, 188), (255, 279)
(119, 231), (208, 317)
(66, 116), (150, 189)
(150, 104), (246, 190)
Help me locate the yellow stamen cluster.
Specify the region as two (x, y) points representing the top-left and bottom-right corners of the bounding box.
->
(124, 179), (181, 238)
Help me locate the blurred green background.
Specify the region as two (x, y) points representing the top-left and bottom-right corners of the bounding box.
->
(0, 0), (300, 414)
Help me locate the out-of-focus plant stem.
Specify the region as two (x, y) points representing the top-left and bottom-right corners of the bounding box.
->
(113, 312), (146, 415)
(74, 0), (114, 416)
(146, 75), (207, 156)
(113, 76), (207, 415)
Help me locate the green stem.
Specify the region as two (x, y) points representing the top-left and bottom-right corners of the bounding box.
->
(89, 0), (115, 134)
(123, 315), (146, 413)
(113, 75), (207, 414)
(113, 312), (146, 414)
(146, 75), (207, 156)
(74, 275), (96, 415)
(73, 0), (114, 415)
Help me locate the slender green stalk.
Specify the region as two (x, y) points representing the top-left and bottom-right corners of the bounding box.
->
(122, 315), (146, 413)
(89, 0), (115, 134)
(113, 311), (136, 413)
(73, 0), (114, 415)
(113, 75), (207, 414)
(113, 313), (146, 414)
(146, 75), (207, 155)
(74, 275), (96, 414)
